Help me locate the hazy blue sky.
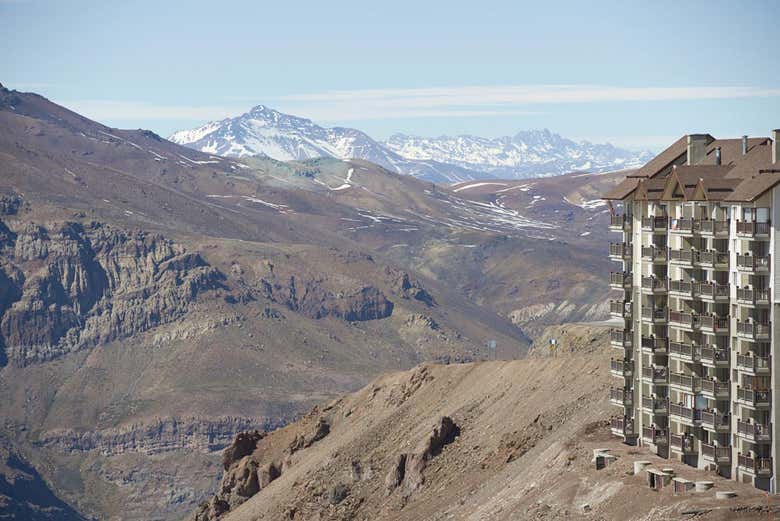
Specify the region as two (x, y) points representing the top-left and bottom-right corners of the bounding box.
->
(3, 0), (779, 150)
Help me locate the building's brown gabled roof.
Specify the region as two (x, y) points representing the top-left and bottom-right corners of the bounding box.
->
(603, 133), (779, 203)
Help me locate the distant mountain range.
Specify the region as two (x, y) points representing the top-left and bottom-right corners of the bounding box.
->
(169, 106), (652, 183)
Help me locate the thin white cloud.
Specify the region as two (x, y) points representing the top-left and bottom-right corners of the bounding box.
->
(60, 84), (780, 125)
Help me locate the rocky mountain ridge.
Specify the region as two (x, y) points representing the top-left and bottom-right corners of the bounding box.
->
(169, 105), (650, 182)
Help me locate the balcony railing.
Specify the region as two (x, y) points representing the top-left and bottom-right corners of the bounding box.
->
(610, 329), (631, 347)
(641, 246), (667, 262)
(737, 254), (771, 271)
(669, 311), (694, 328)
(610, 358), (633, 376)
(738, 454), (773, 475)
(694, 219), (729, 236)
(736, 354), (771, 373)
(737, 420), (772, 441)
(700, 379), (730, 397)
(642, 396), (668, 413)
(669, 341), (698, 361)
(641, 276), (666, 292)
(609, 214), (628, 230)
(699, 314), (729, 332)
(670, 433), (696, 454)
(700, 346), (729, 366)
(642, 365), (668, 383)
(668, 279), (693, 296)
(668, 248), (694, 264)
(641, 307), (667, 322)
(695, 281), (730, 300)
(669, 403), (701, 423)
(610, 387), (632, 406)
(670, 373), (700, 392)
(611, 416), (635, 437)
(670, 217), (692, 233)
(736, 321), (771, 340)
(736, 221), (771, 237)
(641, 336), (668, 353)
(642, 426), (668, 445)
(610, 272), (631, 288)
(700, 410), (729, 431)
(642, 216), (668, 231)
(701, 443), (731, 463)
(736, 387), (771, 407)
(609, 242), (631, 259)
(695, 251), (729, 267)
(610, 300), (631, 318)
(737, 287), (771, 304)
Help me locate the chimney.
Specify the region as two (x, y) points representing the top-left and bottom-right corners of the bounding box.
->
(742, 135), (748, 155)
(715, 147), (722, 166)
(687, 134), (709, 165)
(773, 129), (779, 164)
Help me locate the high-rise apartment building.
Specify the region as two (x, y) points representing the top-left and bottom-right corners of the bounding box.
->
(604, 130), (780, 492)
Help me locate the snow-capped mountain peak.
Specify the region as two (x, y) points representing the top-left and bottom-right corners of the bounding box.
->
(170, 107), (652, 183)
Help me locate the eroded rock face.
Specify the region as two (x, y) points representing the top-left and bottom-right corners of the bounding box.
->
(385, 416), (459, 494)
(0, 220), (225, 366)
(259, 274), (394, 322)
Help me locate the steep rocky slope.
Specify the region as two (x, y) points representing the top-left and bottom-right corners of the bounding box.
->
(195, 325), (779, 521)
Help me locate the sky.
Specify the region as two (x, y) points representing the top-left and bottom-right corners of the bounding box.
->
(2, 0), (779, 151)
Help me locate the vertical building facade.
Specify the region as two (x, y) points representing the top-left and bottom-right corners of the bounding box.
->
(605, 130), (780, 492)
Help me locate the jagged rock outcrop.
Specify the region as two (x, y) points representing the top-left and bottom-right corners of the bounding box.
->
(0, 220), (225, 366)
(258, 273), (393, 322)
(390, 270), (436, 307)
(38, 416), (269, 456)
(385, 416), (458, 494)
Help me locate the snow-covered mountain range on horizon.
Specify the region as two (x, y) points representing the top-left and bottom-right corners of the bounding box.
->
(169, 105), (653, 183)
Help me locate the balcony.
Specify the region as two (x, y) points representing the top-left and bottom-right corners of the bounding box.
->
(669, 403), (701, 425)
(609, 214), (629, 232)
(736, 221), (771, 237)
(642, 216), (668, 232)
(670, 433), (697, 455)
(738, 454), (773, 477)
(737, 420), (772, 443)
(610, 329), (632, 349)
(669, 341), (699, 363)
(668, 248), (694, 266)
(610, 387), (633, 407)
(641, 276), (667, 294)
(610, 271), (631, 289)
(737, 287), (770, 306)
(736, 354), (771, 375)
(641, 336), (668, 354)
(694, 219), (729, 237)
(641, 246), (667, 263)
(700, 379), (730, 399)
(736, 387), (771, 408)
(699, 346), (729, 367)
(736, 254), (770, 273)
(668, 279), (693, 298)
(669, 373), (701, 392)
(642, 426), (668, 445)
(642, 365), (668, 385)
(695, 281), (730, 301)
(699, 314), (729, 334)
(641, 307), (667, 324)
(668, 310), (695, 329)
(700, 410), (730, 433)
(610, 358), (633, 378)
(642, 396), (668, 415)
(695, 251), (729, 269)
(610, 300), (631, 320)
(701, 443), (731, 465)
(609, 242), (631, 261)
(669, 217), (693, 234)
(736, 321), (771, 341)
(611, 416), (636, 438)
